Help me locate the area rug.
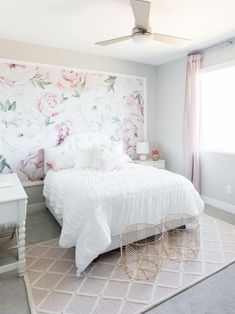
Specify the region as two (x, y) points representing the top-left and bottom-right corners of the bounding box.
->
(24, 214), (235, 314)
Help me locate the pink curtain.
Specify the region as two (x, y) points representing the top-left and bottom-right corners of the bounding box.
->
(183, 53), (201, 192)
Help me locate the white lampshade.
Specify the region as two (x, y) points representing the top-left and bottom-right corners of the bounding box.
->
(136, 142), (150, 154)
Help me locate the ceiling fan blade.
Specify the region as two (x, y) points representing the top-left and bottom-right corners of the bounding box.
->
(95, 35), (133, 46)
(130, 0), (150, 30)
(153, 33), (191, 47)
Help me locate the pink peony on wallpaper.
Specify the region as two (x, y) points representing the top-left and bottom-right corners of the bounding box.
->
(0, 62), (145, 183)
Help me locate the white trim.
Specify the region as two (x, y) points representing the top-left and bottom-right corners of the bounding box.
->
(27, 202), (46, 213)
(0, 57), (146, 80)
(0, 262), (19, 274)
(23, 180), (44, 188)
(201, 195), (235, 214)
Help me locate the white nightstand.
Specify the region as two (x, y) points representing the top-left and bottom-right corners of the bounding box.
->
(0, 173), (28, 276)
(133, 158), (165, 169)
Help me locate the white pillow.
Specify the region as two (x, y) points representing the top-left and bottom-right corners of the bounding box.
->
(44, 133), (93, 171)
(92, 144), (110, 168)
(55, 152), (76, 170)
(110, 141), (123, 155)
(97, 154), (133, 172)
(74, 147), (94, 169)
(44, 146), (76, 171)
(92, 141), (124, 168)
(44, 135), (124, 171)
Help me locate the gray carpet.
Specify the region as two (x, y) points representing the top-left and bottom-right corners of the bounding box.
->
(0, 208), (234, 314)
(0, 210), (61, 314)
(145, 263), (235, 314)
(0, 270), (31, 314)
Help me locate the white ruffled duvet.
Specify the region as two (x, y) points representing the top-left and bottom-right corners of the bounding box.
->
(43, 165), (204, 275)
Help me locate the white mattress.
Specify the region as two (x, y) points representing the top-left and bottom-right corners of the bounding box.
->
(43, 165), (204, 275)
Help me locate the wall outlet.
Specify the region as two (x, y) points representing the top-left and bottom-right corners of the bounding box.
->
(226, 185), (232, 195)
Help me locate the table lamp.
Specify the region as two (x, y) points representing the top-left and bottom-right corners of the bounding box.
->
(136, 142), (150, 161)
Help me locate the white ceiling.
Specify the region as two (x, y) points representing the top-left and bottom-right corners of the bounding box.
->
(0, 0), (234, 65)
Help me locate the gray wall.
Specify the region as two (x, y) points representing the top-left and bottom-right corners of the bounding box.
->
(200, 152), (235, 204)
(24, 185), (44, 207)
(153, 57), (187, 175)
(154, 43), (235, 208)
(201, 42), (235, 68)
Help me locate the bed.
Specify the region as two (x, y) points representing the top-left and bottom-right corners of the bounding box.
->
(43, 163), (204, 276)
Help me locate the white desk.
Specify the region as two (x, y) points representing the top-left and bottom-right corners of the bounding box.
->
(0, 173), (28, 276)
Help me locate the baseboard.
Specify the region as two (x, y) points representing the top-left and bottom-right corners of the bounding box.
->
(201, 195), (235, 215)
(27, 202), (46, 213)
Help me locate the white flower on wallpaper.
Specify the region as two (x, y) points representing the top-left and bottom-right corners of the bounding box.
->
(0, 62), (145, 182)
(2, 113), (46, 149)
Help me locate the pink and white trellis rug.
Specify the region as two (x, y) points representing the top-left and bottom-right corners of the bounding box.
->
(24, 214), (235, 314)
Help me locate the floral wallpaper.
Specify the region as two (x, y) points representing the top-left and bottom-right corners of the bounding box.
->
(0, 62), (145, 182)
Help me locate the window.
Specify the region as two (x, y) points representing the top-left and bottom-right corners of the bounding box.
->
(201, 64), (235, 153)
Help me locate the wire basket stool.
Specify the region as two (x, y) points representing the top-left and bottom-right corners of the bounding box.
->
(120, 223), (163, 281)
(161, 213), (200, 262)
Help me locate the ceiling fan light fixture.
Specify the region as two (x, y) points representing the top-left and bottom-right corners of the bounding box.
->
(95, 0), (191, 47)
(132, 32), (152, 44)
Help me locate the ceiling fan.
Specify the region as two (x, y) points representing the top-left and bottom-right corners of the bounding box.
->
(95, 0), (191, 47)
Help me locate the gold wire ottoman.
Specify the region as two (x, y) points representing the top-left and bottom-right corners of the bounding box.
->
(161, 213), (200, 262)
(120, 223), (163, 281)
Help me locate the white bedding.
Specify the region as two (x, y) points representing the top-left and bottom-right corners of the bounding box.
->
(43, 165), (204, 275)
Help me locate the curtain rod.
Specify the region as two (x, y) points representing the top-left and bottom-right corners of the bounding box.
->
(188, 37), (235, 56)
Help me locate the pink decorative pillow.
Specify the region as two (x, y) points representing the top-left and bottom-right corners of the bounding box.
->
(97, 154), (133, 172)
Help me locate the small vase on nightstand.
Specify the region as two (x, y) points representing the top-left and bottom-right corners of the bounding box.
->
(152, 154), (160, 161)
(151, 148), (160, 161)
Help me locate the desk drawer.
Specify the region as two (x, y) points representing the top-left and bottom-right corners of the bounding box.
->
(0, 201), (19, 224)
